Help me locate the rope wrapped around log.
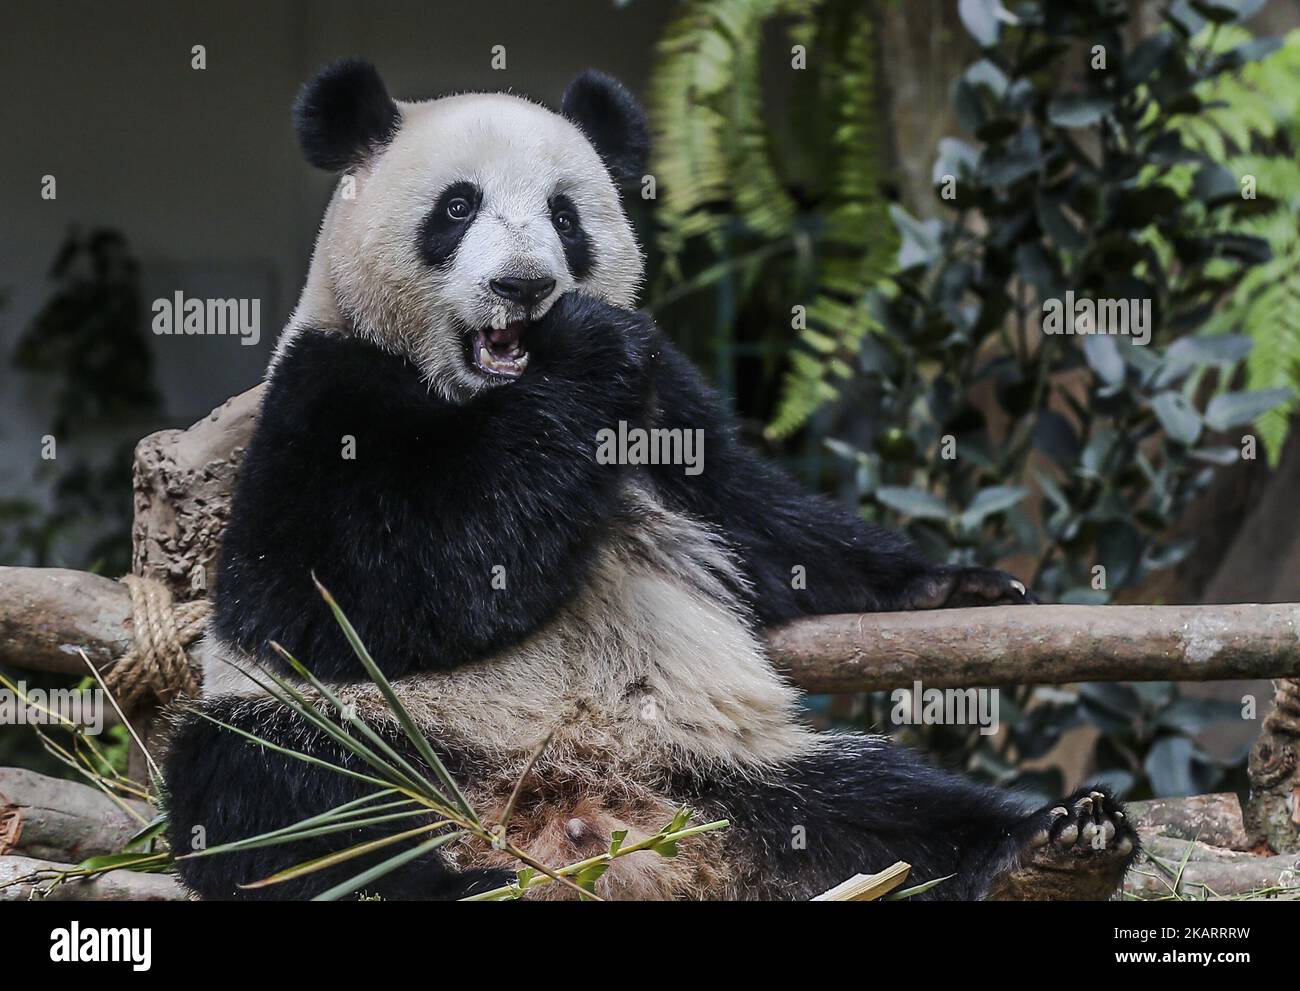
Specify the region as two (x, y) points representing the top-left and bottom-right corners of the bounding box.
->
(102, 575), (207, 711)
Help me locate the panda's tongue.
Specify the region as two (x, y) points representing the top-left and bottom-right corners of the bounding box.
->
(474, 321), (530, 378)
(487, 322), (525, 350)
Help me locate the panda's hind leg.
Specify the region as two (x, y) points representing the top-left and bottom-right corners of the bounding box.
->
(697, 738), (1136, 901)
(161, 694), (509, 901)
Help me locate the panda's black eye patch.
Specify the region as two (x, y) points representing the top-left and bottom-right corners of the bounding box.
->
(419, 181), (481, 267)
(550, 193), (593, 280)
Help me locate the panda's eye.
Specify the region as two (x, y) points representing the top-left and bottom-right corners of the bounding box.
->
(553, 210), (575, 234)
(446, 198), (473, 222)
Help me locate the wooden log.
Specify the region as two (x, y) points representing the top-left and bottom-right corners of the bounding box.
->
(131, 385), (263, 600)
(4, 567), (1300, 694)
(1246, 678), (1300, 854)
(0, 768), (152, 863)
(1127, 792), (1252, 850)
(770, 602), (1300, 694)
(1125, 836), (1300, 899)
(0, 568), (131, 675)
(125, 385), (262, 781)
(0, 855), (188, 901)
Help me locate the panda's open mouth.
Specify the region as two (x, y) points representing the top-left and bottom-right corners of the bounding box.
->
(469, 321), (530, 379)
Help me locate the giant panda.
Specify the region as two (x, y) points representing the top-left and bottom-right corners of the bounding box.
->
(161, 59), (1138, 901)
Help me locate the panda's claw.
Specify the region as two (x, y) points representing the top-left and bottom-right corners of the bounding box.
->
(988, 785), (1139, 900)
(903, 566), (1037, 610)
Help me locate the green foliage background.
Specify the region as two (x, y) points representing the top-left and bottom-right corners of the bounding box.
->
(645, 0), (1298, 801)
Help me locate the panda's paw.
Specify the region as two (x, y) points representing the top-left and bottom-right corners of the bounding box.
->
(531, 292), (658, 371)
(904, 566), (1037, 610)
(989, 786), (1139, 901)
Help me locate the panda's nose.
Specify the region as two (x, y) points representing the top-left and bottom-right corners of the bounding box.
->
(490, 276), (556, 308)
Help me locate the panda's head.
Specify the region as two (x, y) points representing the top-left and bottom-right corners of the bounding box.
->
(287, 59), (648, 401)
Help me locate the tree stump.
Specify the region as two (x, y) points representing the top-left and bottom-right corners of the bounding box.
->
(1247, 679), (1300, 853)
(125, 385), (264, 782)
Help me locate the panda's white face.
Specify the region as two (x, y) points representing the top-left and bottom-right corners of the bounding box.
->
(308, 92), (644, 403)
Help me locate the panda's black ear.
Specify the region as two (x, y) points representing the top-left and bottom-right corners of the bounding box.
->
(561, 70), (649, 186)
(294, 59), (401, 171)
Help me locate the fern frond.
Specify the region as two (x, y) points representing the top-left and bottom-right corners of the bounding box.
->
(766, 3), (896, 439)
(649, 0), (802, 273)
(1170, 28), (1300, 462)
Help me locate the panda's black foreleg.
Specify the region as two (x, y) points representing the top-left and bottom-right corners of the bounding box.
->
(694, 737), (1136, 901)
(642, 340), (1035, 622)
(162, 697), (509, 901)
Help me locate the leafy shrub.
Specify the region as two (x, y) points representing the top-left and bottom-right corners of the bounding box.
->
(819, 0), (1292, 798)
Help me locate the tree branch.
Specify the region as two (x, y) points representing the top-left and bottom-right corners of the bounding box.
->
(3, 566), (1299, 693)
(768, 602), (1300, 694)
(0, 855), (187, 901)
(0, 567), (132, 675)
(0, 768), (152, 863)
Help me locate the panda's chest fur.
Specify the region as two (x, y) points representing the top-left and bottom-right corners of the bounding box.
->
(332, 481), (813, 778)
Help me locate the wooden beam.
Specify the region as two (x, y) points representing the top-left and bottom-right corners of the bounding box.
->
(0, 768), (152, 863)
(3, 567), (1300, 694)
(769, 602), (1300, 694)
(0, 568), (131, 675)
(0, 855), (187, 901)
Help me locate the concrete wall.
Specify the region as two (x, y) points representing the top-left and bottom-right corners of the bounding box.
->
(0, 0), (671, 495)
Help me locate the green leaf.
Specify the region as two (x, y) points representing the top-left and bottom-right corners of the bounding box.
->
(890, 205), (941, 269)
(1083, 335), (1126, 387)
(314, 578), (481, 826)
(609, 829), (628, 856)
(665, 807), (693, 834)
(1151, 392), (1204, 446)
(959, 486), (1029, 529)
(1204, 388), (1293, 430)
(886, 873), (956, 900)
(958, 0), (1003, 48)
(574, 862), (610, 896)
(1190, 0), (1266, 24)
(1145, 736), (1198, 797)
(1191, 164), (1243, 207)
(311, 830), (466, 902)
(124, 814), (169, 851)
(1047, 94), (1112, 128)
(653, 838), (680, 858)
(875, 486), (952, 521)
(76, 853), (166, 872)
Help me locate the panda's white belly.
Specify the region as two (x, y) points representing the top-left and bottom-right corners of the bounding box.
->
(199, 482), (814, 776)
(336, 483), (814, 779)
